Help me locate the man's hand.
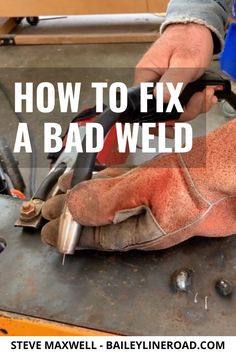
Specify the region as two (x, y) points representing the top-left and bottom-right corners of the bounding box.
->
(41, 120), (236, 251)
(136, 23), (218, 137)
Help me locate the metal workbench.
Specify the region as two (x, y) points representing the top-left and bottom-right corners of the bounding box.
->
(0, 195), (235, 335)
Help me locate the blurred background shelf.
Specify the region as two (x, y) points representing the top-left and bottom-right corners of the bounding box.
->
(0, 0), (168, 17)
(0, 12), (166, 45)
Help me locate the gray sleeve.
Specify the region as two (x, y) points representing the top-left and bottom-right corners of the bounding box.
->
(160, 0), (234, 53)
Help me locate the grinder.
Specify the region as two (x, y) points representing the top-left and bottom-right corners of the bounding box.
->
(56, 71), (236, 263)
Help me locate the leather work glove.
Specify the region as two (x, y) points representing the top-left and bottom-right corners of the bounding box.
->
(41, 119), (236, 251)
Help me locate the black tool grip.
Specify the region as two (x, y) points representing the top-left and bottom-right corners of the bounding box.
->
(179, 71), (231, 105)
(120, 71), (231, 123)
(33, 162), (67, 201)
(71, 71), (232, 186)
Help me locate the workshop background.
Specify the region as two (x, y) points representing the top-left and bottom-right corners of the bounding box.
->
(0, 17), (231, 195)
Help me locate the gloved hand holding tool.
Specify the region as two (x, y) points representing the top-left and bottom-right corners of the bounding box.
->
(41, 118), (236, 251)
(40, 72), (236, 254)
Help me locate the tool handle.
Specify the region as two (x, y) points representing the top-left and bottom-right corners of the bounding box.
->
(179, 71), (231, 104)
(33, 162), (67, 201)
(71, 109), (119, 186)
(121, 71), (231, 123)
(72, 71), (231, 186)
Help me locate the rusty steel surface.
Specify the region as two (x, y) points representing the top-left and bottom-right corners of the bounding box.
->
(0, 195), (236, 335)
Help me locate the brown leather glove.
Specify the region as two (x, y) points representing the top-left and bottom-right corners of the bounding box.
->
(41, 119), (236, 251)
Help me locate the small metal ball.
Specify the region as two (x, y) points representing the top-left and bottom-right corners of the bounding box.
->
(171, 268), (193, 292)
(215, 279), (233, 297)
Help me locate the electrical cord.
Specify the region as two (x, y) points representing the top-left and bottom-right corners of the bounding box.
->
(0, 81), (37, 196)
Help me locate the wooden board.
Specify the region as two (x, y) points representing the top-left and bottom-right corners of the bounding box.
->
(0, 17), (17, 35)
(0, 0), (168, 17)
(0, 32), (160, 46)
(0, 14), (162, 45)
(147, 0), (169, 12)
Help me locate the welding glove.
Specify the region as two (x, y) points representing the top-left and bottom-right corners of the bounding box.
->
(41, 119), (236, 251)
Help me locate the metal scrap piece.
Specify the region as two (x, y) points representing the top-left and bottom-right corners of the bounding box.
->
(170, 268), (193, 292)
(215, 279), (234, 297)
